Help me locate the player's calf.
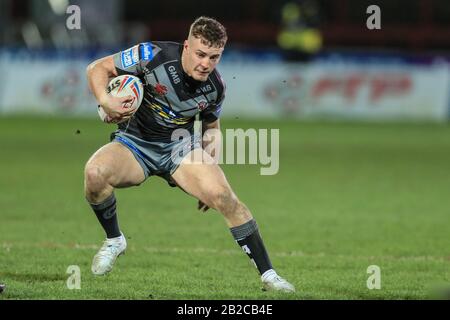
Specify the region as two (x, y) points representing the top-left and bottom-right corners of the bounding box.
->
(209, 189), (252, 226)
(84, 164), (122, 239)
(212, 191), (295, 293)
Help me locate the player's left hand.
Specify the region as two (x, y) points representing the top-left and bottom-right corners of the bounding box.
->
(198, 200), (210, 213)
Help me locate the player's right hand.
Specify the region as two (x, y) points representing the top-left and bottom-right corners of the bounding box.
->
(100, 95), (136, 123)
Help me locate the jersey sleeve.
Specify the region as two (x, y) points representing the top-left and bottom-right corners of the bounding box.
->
(112, 42), (155, 76)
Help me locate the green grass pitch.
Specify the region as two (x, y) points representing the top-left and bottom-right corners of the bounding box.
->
(0, 116), (449, 299)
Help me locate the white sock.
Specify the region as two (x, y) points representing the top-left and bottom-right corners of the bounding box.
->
(107, 232), (124, 241)
(261, 269), (277, 281)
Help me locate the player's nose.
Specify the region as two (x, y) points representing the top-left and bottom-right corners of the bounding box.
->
(199, 63), (209, 71)
(199, 58), (211, 70)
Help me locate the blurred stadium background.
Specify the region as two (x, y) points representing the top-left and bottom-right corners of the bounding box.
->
(0, 0), (450, 299)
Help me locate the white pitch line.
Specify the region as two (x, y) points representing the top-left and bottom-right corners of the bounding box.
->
(1, 242), (448, 262)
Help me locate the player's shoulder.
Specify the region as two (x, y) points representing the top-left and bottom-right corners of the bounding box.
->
(132, 41), (180, 69)
(152, 41), (182, 50)
(150, 41), (182, 58)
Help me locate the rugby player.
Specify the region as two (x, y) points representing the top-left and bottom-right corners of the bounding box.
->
(85, 16), (294, 293)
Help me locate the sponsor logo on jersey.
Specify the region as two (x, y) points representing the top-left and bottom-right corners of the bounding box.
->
(197, 100), (208, 111)
(132, 45), (139, 63)
(167, 64), (181, 85)
(153, 83), (168, 96)
(140, 42), (154, 61)
(121, 45), (139, 68)
(196, 84), (214, 95)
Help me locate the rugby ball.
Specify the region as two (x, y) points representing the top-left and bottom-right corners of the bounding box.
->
(98, 75), (144, 123)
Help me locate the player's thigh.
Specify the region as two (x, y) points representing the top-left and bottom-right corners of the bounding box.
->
(85, 142), (145, 188)
(171, 148), (234, 203)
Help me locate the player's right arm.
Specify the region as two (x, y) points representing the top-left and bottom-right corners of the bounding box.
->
(86, 55), (135, 121)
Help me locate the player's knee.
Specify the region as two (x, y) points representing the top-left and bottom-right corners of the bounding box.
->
(84, 164), (110, 195)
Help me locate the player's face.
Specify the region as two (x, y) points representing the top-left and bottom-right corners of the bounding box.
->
(182, 36), (224, 81)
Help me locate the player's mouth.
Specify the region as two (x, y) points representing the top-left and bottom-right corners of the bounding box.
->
(196, 70), (210, 76)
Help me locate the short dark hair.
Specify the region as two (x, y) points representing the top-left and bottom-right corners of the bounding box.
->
(189, 16), (227, 48)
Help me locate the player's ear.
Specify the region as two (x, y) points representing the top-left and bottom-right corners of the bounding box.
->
(184, 40), (188, 50)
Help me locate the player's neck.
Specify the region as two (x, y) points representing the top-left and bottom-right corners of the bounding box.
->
(180, 51), (202, 89)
